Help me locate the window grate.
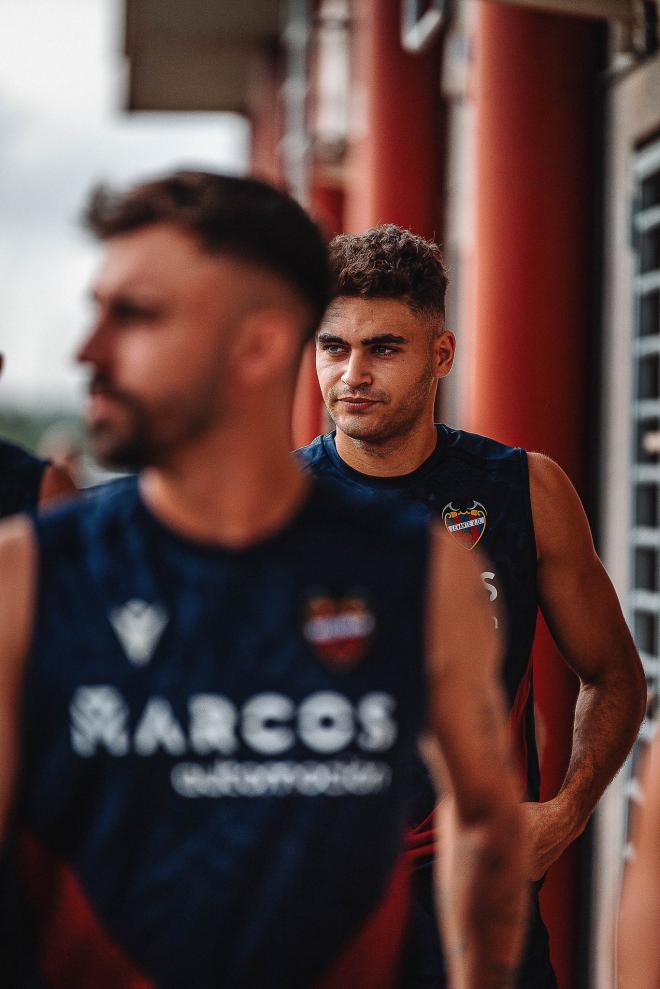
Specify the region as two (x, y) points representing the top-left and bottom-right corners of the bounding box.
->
(626, 138), (660, 852)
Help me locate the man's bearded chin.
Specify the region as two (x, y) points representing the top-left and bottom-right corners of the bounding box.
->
(87, 389), (164, 470)
(330, 388), (431, 446)
(88, 416), (162, 471)
(88, 392), (222, 471)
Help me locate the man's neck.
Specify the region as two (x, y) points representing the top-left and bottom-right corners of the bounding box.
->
(141, 417), (309, 549)
(334, 420), (438, 477)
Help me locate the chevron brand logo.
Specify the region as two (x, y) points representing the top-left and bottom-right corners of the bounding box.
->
(109, 599), (168, 666)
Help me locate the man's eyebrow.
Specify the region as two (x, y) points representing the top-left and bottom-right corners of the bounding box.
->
(316, 331), (408, 346)
(360, 333), (408, 346)
(317, 332), (348, 345)
(88, 288), (165, 309)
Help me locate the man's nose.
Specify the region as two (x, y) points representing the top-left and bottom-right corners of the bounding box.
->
(76, 319), (109, 367)
(341, 352), (372, 389)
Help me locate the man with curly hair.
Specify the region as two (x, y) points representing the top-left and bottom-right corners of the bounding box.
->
(297, 224), (647, 988)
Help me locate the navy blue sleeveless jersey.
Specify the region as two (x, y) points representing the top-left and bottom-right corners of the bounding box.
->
(297, 427), (559, 989)
(9, 477), (431, 989)
(0, 438), (47, 518)
(297, 425), (539, 809)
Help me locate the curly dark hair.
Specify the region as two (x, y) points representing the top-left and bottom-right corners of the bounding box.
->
(84, 170), (332, 338)
(329, 224), (447, 322)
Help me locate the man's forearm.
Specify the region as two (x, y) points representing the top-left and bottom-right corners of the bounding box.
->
(439, 800), (529, 989)
(554, 670), (646, 834)
(523, 673), (647, 881)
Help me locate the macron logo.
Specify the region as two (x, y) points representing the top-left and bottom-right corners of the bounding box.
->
(109, 599), (168, 667)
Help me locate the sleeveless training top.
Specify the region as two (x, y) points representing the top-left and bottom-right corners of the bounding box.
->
(0, 438), (47, 518)
(297, 425), (540, 822)
(297, 428), (555, 989)
(8, 477), (430, 989)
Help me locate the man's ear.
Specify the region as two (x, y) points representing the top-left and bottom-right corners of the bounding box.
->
(232, 309), (301, 388)
(434, 329), (455, 380)
(0, 353), (4, 377)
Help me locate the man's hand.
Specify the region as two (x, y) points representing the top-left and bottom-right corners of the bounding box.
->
(521, 799), (581, 881)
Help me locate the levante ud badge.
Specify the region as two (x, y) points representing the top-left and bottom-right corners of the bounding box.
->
(303, 593), (376, 670)
(442, 501), (487, 550)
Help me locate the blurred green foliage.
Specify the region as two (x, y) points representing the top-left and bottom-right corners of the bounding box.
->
(0, 407), (82, 456)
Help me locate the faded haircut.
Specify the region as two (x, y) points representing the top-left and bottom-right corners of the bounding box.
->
(84, 170), (333, 338)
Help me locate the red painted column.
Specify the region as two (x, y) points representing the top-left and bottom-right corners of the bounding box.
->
(248, 52), (285, 188)
(248, 47), (343, 448)
(344, 0), (440, 236)
(293, 0), (441, 445)
(291, 179), (345, 449)
(468, 6), (600, 987)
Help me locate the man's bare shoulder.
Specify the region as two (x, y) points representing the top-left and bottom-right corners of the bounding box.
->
(527, 451), (575, 503)
(527, 452), (594, 560)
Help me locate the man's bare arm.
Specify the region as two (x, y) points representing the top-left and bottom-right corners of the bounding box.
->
(423, 527), (528, 989)
(0, 516), (36, 835)
(618, 734), (660, 989)
(527, 453), (646, 879)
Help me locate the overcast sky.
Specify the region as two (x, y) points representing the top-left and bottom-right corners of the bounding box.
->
(0, 0), (249, 411)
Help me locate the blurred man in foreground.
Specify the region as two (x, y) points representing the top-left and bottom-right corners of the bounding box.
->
(298, 225), (646, 988)
(0, 172), (526, 988)
(0, 355), (76, 517)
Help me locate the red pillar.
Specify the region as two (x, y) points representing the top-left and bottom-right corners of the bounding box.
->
(294, 0), (441, 445)
(248, 52), (285, 188)
(344, 0), (440, 236)
(468, 7), (600, 987)
(291, 178), (345, 449)
(248, 47), (343, 448)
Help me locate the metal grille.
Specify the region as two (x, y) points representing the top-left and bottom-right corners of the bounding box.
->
(626, 139), (660, 854)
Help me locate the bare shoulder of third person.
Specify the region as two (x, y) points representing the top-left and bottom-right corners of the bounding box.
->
(39, 463), (78, 509)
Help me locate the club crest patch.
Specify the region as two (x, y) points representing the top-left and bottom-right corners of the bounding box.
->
(303, 593), (376, 670)
(441, 501), (487, 550)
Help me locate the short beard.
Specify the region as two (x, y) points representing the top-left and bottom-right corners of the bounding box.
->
(330, 371), (435, 448)
(88, 379), (222, 472)
(89, 420), (161, 472)
(88, 399), (166, 472)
